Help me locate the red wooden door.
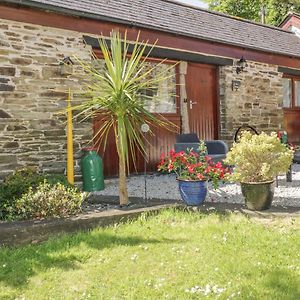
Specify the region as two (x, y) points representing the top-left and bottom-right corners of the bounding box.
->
(92, 55), (181, 177)
(93, 115), (180, 177)
(284, 109), (300, 143)
(282, 76), (300, 143)
(185, 63), (218, 140)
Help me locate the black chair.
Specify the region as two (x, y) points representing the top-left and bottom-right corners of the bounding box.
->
(176, 133), (200, 143)
(205, 140), (228, 163)
(175, 133), (200, 153)
(294, 151), (300, 164)
(174, 133), (228, 163)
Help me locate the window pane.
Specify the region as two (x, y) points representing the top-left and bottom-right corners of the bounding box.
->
(93, 58), (177, 113)
(282, 78), (292, 108)
(141, 62), (177, 113)
(295, 81), (300, 107)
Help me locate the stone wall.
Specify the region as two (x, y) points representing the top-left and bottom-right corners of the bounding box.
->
(0, 17), (288, 180)
(219, 61), (284, 145)
(0, 19), (93, 180)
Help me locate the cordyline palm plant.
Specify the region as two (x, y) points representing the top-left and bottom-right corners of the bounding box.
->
(72, 31), (176, 205)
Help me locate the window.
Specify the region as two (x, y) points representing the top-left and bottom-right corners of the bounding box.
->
(92, 57), (178, 114)
(282, 76), (300, 108)
(295, 80), (300, 107)
(283, 78), (292, 108)
(141, 61), (177, 114)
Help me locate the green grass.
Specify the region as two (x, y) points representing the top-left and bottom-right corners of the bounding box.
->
(0, 209), (299, 300)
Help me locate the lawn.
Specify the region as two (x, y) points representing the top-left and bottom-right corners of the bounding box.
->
(0, 209), (299, 300)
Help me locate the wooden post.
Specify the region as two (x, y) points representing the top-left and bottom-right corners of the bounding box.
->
(179, 61), (190, 133)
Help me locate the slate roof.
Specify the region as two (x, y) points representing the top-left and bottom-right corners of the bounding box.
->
(3, 0), (300, 58)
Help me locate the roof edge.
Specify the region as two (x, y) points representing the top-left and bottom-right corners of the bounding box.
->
(167, 0), (292, 34)
(5, 0), (294, 35)
(84, 35), (234, 66)
(278, 66), (300, 76)
(1, 0), (300, 59)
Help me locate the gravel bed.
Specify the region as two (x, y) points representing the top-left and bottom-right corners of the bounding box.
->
(93, 164), (300, 207)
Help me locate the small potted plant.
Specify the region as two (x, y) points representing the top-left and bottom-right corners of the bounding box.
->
(224, 131), (294, 210)
(158, 141), (230, 206)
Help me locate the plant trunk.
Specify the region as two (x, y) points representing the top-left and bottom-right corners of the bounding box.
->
(119, 155), (128, 205)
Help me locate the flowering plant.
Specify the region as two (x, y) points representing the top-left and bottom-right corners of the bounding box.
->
(158, 141), (230, 189)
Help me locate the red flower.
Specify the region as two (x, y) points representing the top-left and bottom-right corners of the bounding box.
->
(180, 156), (187, 163)
(187, 165), (194, 174)
(215, 162), (222, 169)
(205, 155), (211, 162)
(219, 170), (224, 179)
(197, 173), (205, 180)
(205, 166), (212, 173)
(157, 146), (231, 188)
(168, 164), (174, 171)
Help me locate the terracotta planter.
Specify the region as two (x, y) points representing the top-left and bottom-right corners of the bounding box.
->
(178, 179), (207, 206)
(241, 181), (275, 211)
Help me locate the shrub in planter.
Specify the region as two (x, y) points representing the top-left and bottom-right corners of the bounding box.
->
(0, 168), (71, 219)
(224, 131), (294, 210)
(13, 181), (84, 220)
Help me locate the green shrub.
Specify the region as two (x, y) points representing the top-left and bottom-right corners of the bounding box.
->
(224, 131), (294, 183)
(0, 168), (71, 219)
(13, 181), (84, 220)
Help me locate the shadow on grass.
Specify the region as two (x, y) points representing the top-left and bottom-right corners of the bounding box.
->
(0, 231), (178, 288)
(179, 204), (238, 220)
(179, 201), (300, 219)
(263, 269), (300, 300)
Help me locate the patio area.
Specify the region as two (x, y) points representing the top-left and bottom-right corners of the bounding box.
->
(94, 164), (300, 208)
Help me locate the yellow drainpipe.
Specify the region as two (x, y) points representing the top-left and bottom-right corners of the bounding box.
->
(67, 88), (74, 185)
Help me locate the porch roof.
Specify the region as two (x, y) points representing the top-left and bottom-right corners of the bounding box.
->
(3, 0), (300, 59)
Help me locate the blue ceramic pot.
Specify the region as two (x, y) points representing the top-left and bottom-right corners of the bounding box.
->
(178, 180), (207, 206)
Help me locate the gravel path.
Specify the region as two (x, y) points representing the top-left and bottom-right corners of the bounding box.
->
(95, 164), (300, 207)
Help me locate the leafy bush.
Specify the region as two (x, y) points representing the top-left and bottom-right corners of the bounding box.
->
(13, 181), (83, 220)
(224, 132), (294, 183)
(0, 168), (71, 219)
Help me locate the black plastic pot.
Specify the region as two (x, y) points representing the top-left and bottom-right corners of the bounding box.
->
(241, 181), (274, 211)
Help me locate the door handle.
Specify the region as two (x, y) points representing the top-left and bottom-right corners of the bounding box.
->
(189, 100), (197, 109)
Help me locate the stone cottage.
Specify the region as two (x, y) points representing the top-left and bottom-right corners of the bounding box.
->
(0, 0), (300, 178)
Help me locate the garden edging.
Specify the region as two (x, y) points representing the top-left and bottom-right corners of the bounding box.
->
(1, 201), (299, 247)
(0, 203), (178, 247)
